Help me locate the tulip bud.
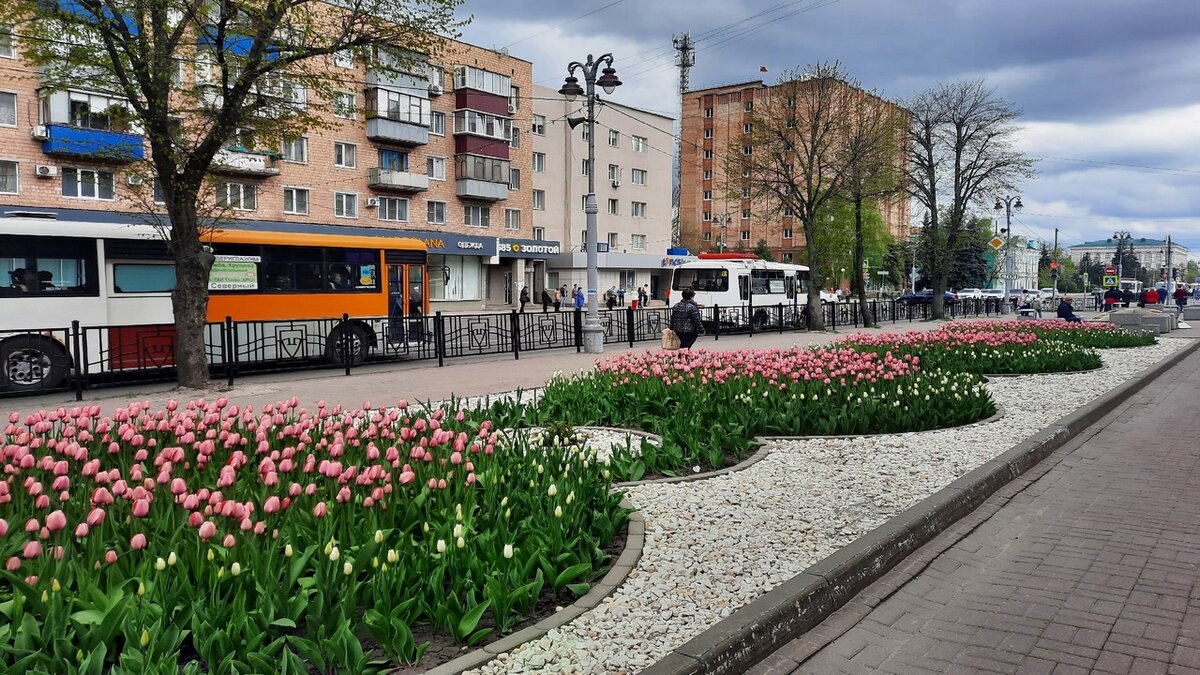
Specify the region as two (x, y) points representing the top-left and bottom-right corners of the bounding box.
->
(342, 561), (353, 576)
(155, 557), (166, 571)
(207, 549), (214, 562)
(453, 523), (463, 538)
(435, 539), (446, 554)
(167, 551), (177, 566)
(284, 544), (294, 558)
(386, 549), (398, 564)
(140, 629), (149, 648)
(374, 530), (384, 544)
(554, 505), (563, 518)
(137, 581), (145, 596)
(503, 544), (513, 559)
(230, 562), (241, 577)
(51, 577), (61, 592)
(547, 484), (557, 497)
(329, 546), (340, 562)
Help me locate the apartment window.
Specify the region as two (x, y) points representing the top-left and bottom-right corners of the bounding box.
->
(532, 152), (545, 173)
(508, 127), (520, 149)
(378, 149), (408, 171)
(608, 129), (619, 147)
(581, 125), (589, 141)
(0, 92), (15, 127)
(782, 253), (793, 263)
(607, 164), (620, 181)
(581, 195), (589, 211)
(533, 227), (545, 241)
(378, 197), (408, 222)
(426, 156), (446, 180)
(152, 178), (164, 204)
(333, 142), (356, 168)
(744, 123), (752, 134)
(703, 170), (712, 180)
(62, 168), (115, 200)
(453, 65), (512, 97)
(607, 198), (618, 215)
(508, 168), (521, 190)
(702, 211), (711, 221)
(632, 135), (647, 152)
(430, 111), (445, 135)
(631, 201), (646, 218)
(702, 190), (712, 201)
(531, 114), (546, 135)
(0, 25), (13, 59)
(742, 167), (752, 178)
(783, 228), (793, 239)
(786, 96), (796, 108)
(332, 50), (353, 68)
(280, 137), (307, 163)
(533, 189), (545, 210)
(217, 182), (256, 210)
(744, 101), (753, 111)
(333, 192), (357, 218)
(464, 205), (490, 227)
(741, 186), (751, 198)
(740, 230), (750, 241)
(0, 160), (17, 194)
(703, 129), (713, 139)
(282, 187), (309, 215)
(703, 107), (713, 118)
(703, 232), (712, 241)
(332, 91), (356, 119)
(505, 208), (520, 230)
(509, 85), (520, 111)
(607, 232), (619, 248)
(631, 168), (646, 186)
(581, 159), (590, 176)
(741, 209), (750, 219)
(427, 200), (446, 224)
(632, 234), (646, 251)
(580, 229), (587, 244)
(742, 146), (752, 155)
(783, 205), (794, 216)
(703, 149), (713, 159)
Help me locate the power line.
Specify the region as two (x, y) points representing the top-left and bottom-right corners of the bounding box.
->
(1033, 156), (1200, 177)
(500, 0), (627, 50)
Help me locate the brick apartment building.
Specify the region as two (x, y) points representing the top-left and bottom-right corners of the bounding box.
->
(678, 79), (910, 266)
(0, 25), (547, 312)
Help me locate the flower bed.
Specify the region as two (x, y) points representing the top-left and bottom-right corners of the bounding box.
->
(0, 398), (626, 672)
(842, 326), (1104, 374)
(483, 348), (995, 481)
(943, 318), (1157, 348)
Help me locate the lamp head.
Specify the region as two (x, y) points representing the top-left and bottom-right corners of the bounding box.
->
(597, 66), (622, 94)
(559, 76), (584, 101)
(993, 199), (1002, 211)
(566, 116), (586, 130)
(1014, 198), (1023, 210)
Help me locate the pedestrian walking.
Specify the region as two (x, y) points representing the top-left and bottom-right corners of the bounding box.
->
(519, 286), (529, 313)
(618, 287), (626, 306)
(639, 286), (648, 307)
(541, 288), (552, 313)
(1174, 286), (1188, 312)
(668, 288), (704, 349)
(574, 287), (584, 310)
(552, 288), (562, 312)
(606, 286), (617, 311)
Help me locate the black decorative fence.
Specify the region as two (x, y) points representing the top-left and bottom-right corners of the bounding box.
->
(1, 297), (1075, 400)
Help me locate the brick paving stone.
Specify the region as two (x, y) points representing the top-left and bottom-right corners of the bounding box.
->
(785, 348), (1200, 675)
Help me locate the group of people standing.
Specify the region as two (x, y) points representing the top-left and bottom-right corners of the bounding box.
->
(524, 285), (654, 313)
(1100, 286), (1190, 312)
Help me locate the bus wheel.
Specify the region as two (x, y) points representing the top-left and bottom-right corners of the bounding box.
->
(1, 335), (70, 391)
(326, 324), (370, 367)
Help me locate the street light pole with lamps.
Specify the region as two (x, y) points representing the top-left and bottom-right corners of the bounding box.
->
(994, 195), (1023, 309)
(559, 53), (622, 354)
(1113, 230), (1130, 279)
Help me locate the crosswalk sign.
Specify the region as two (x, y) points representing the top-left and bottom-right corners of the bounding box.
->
(1102, 275), (1118, 288)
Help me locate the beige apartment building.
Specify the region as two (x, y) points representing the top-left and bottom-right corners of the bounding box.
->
(0, 27), (544, 312)
(531, 85), (680, 302)
(678, 80), (909, 263)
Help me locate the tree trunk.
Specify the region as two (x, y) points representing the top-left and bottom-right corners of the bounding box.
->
(853, 196), (870, 326)
(169, 205), (215, 389)
(931, 267), (947, 319)
(803, 221), (825, 331)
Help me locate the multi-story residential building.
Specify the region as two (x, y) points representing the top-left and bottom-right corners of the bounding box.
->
(0, 29), (547, 312)
(532, 85), (679, 302)
(678, 79), (909, 263)
(1068, 237), (1189, 273)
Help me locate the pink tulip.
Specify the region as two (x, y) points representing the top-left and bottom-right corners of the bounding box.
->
(23, 540), (41, 559)
(24, 518), (39, 533)
(130, 533), (147, 550)
(45, 510), (67, 532)
(86, 508), (106, 527)
(187, 511), (203, 527)
(75, 523), (89, 537)
(222, 534), (235, 548)
(312, 502), (328, 518)
(132, 499), (150, 518)
(0, 519), (6, 537)
(198, 521), (217, 540)
(5, 557), (19, 571)
(105, 550), (118, 564)
(263, 496), (280, 514)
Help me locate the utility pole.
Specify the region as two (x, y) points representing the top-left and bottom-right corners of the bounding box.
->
(672, 34), (694, 250)
(1165, 234), (1173, 298)
(1052, 227), (1059, 297)
(672, 33), (695, 94)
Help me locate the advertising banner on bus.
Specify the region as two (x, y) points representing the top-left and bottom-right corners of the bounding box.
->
(208, 255), (261, 290)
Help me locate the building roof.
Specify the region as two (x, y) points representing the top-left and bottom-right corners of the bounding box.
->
(1071, 237), (1189, 251)
(684, 80), (766, 95)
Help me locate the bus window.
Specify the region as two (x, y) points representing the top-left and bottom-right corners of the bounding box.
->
(672, 268), (729, 292)
(113, 263), (176, 293)
(326, 249), (379, 291)
(785, 275), (795, 299)
(0, 235), (98, 296)
(750, 269), (784, 295)
(738, 275), (748, 301)
(408, 265), (423, 316)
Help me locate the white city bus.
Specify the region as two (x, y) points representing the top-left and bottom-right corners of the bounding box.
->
(668, 254), (818, 329)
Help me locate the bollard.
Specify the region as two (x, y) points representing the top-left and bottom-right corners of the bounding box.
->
(435, 312), (445, 367)
(71, 321), (83, 401)
(627, 306), (635, 348)
(224, 316), (235, 387)
(510, 310), (520, 360)
(342, 313), (351, 376)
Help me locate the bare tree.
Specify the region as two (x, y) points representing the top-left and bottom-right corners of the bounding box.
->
(904, 80), (1034, 318)
(728, 62), (858, 330)
(1, 0), (464, 388)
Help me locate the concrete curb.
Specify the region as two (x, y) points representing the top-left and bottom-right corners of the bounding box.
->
(424, 496), (645, 675)
(639, 339), (1200, 675)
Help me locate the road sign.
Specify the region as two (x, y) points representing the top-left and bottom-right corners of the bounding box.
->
(1103, 275), (1118, 288)
(988, 236), (1004, 250)
(1001, 273), (1019, 280)
(1049, 260), (1059, 270)
(1105, 265), (1117, 275)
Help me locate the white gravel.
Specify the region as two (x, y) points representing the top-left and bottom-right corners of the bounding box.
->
(465, 337), (1191, 675)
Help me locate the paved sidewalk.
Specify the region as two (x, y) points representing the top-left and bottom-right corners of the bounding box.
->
(754, 347), (1200, 675)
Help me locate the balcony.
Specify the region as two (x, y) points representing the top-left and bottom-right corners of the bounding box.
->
(40, 124), (144, 162)
(368, 168), (429, 192)
(366, 116), (429, 147)
(456, 179), (508, 201)
(211, 148), (280, 177)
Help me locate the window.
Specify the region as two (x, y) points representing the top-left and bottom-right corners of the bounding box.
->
(0, 160), (17, 194)
(744, 123), (752, 134)
(533, 227), (545, 240)
(782, 253), (793, 263)
(508, 127), (520, 149)
(62, 168), (115, 200)
(430, 111), (445, 135)
(744, 101), (753, 111)
(427, 200), (446, 224)
(740, 230), (750, 241)
(282, 187), (309, 215)
(334, 192), (357, 218)
(0, 25), (13, 59)
(581, 195), (588, 212)
(786, 96), (796, 108)
(378, 197), (408, 222)
(741, 209), (750, 219)
(332, 50), (353, 68)
(631, 201), (646, 218)
(581, 159), (590, 176)
(783, 228), (793, 239)
(741, 186), (751, 198)
(608, 129), (619, 147)
(703, 149), (713, 159)
(580, 229), (587, 244)
(704, 107), (713, 118)
(742, 146), (752, 155)
(456, 154), (510, 182)
(607, 198), (618, 215)
(378, 149), (409, 171)
(632, 234), (646, 251)
(65, 92), (132, 132)
(464, 205), (490, 227)
(702, 211), (711, 221)
(258, 248), (378, 293)
(702, 191), (712, 201)
(428, 254), (482, 302)
(783, 205), (794, 216)
(742, 167), (752, 178)
(703, 129), (713, 139)
(509, 85), (520, 111)
(531, 114), (546, 135)
(533, 190), (545, 210)
(0, 92), (14, 126)
(631, 168), (647, 185)
(673, 268), (728, 292)
(532, 152), (545, 173)
(703, 232), (712, 241)
(632, 135), (647, 152)
(453, 66), (511, 97)
(112, 263), (175, 293)
(608, 164), (620, 181)
(505, 208), (520, 230)
(703, 170), (712, 180)
(581, 125), (589, 141)
(152, 178), (164, 204)
(334, 142), (356, 168)
(1, 236), (98, 297)
(508, 168), (521, 189)
(370, 88), (431, 126)
(281, 137), (307, 163)
(332, 91), (356, 119)
(217, 182), (256, 210)
(425, 156), (445, 180)
(607, 232), (619, 248)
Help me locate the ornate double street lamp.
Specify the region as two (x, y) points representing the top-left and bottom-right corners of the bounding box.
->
(1113, 230), (1131, 279)
(994, 195), (1023, 308)
(560, 53), (621, 354)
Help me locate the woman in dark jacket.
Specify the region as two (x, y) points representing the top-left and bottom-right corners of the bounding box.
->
(669, 288), (705, 349)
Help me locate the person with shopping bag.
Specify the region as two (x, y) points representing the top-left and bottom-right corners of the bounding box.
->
(667, 288), (704, 349)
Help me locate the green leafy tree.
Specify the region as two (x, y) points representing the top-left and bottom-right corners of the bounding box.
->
(2, 0), (464, 388)
(753, 239), (776, 261)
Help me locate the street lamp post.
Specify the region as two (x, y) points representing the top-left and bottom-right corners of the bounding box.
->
(994, 195), (1023, 310)
(560, 53), (621, 354)
(1113, 230), (1130, 279)
(714, 212), (730, 252)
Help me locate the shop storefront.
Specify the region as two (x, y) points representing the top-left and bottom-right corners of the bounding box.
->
(496, 238), (562, 306)
(547, 250), (696, 304)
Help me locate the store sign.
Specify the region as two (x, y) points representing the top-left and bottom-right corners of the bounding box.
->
(208, 255), (260, 290)
(660, 256), (693, 267)
(405, 234), (496, 256)
(500, 239), (563, 257)
(457, 241), (485, 250)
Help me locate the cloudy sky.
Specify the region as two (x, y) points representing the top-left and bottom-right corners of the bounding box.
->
(458, 0), (1200, 263)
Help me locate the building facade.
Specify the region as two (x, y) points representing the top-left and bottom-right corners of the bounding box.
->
(1068, 237), (1190, 273)
(678, 80), (909, 263)
(0, 29), (548, 312)
(531, 85), (677, 302)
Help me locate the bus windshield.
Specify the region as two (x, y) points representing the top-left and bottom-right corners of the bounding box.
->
(673, 268), (729, 292)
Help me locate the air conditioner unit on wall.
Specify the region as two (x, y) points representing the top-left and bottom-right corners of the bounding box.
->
(126, 174), (145, 186)
(365, 197), (379, 207)
(611, 179), (621, 188)
(31, 125), (49, 141)
(35, 165), (58, 178)
(507, 103), (516, 114)
(428, 84), (444, 96)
